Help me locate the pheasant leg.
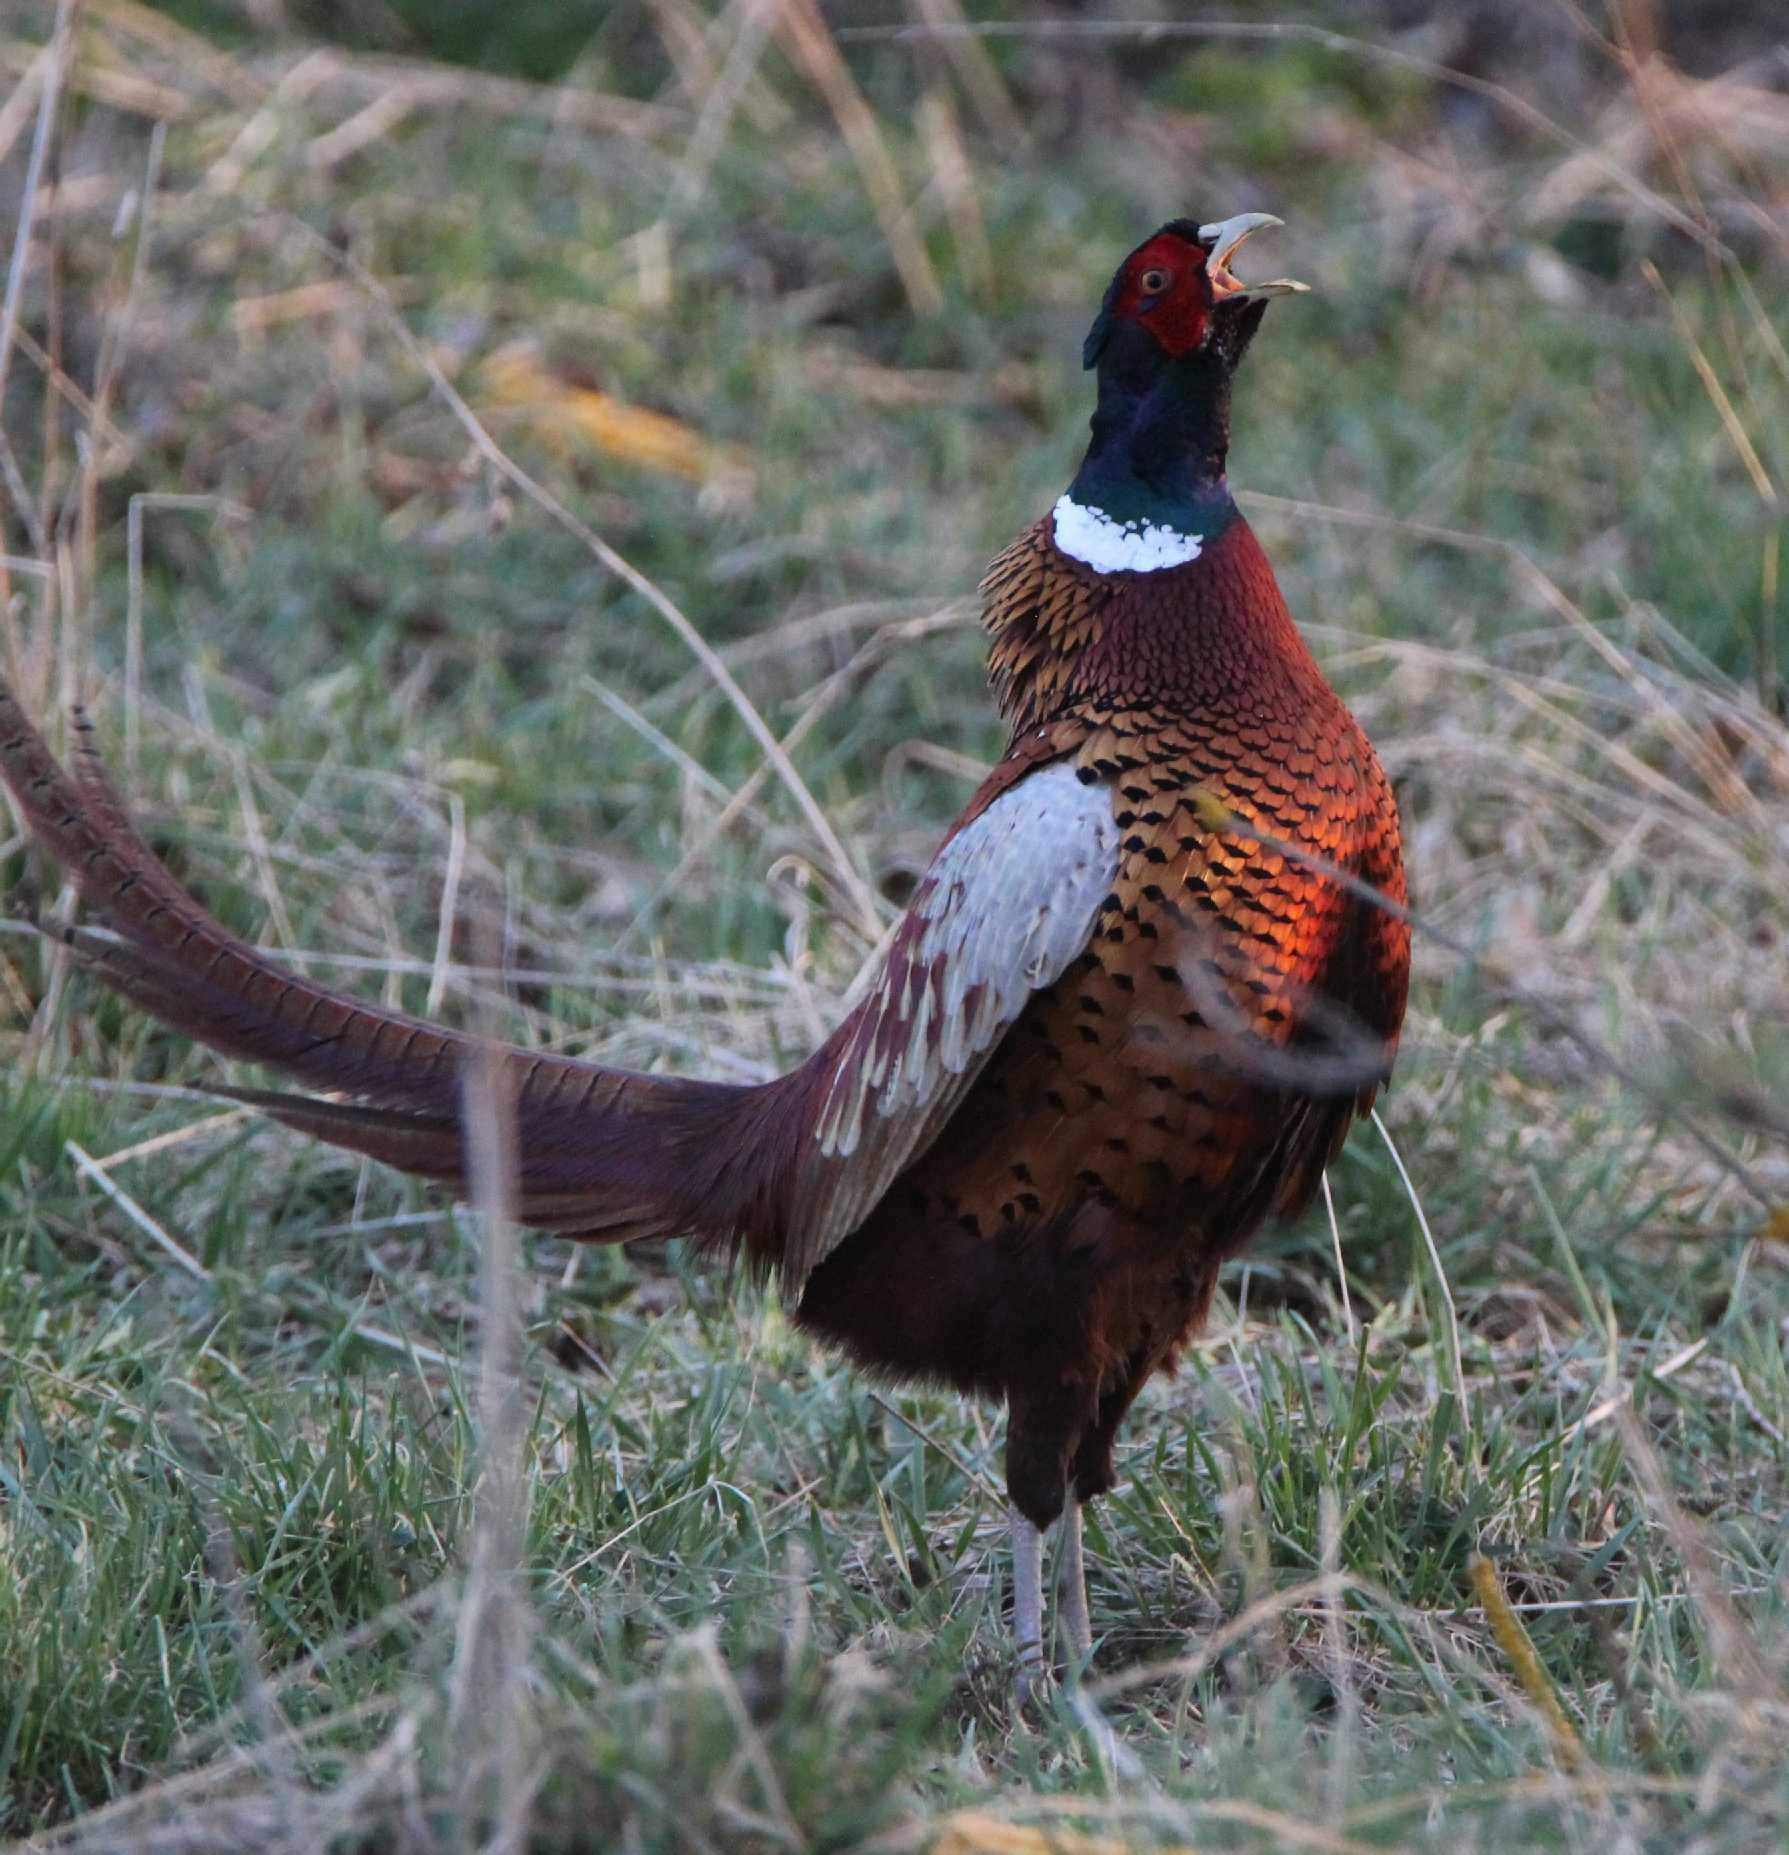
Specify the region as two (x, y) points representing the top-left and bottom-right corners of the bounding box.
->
(1011, 1508), (1047, 1705)
(1057, 1502), (1093, 1669)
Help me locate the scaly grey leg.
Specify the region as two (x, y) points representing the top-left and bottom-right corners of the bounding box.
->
(1011, 1506), (1046, 1706)
(1058, 1501), (1093, 1670)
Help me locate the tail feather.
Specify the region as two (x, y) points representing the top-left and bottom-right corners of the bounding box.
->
(1, 682), (782, 1251)
(208, 1083), (683, 1237)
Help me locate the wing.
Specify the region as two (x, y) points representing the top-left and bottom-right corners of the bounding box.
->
(778, 750), (1118, 1286)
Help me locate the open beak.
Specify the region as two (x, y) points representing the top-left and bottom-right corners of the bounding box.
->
(1198, 212), (1309, 301)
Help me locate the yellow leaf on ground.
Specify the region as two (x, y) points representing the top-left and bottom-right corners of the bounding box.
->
(928, 1810), (1194, 1855)
(481, 344), (749, 485)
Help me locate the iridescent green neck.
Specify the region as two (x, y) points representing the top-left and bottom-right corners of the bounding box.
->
(1067, 330), (1239, 538)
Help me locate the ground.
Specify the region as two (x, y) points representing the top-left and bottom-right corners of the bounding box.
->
(1, 3), (1787, 1850)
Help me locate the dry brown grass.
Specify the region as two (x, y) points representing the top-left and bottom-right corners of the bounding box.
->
(2, 3), (1788, 1849)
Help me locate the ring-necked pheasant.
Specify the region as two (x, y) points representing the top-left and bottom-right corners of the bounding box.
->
(0, 214), (1409, 1697)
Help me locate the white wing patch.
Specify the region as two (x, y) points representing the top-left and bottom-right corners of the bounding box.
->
(786, 760), (1119, 1284)
(1051, 494), (1202, 574)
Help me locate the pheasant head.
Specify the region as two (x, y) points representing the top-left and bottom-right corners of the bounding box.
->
(1081, 213), (1307, 371)
(1061, 214), (1307, 569)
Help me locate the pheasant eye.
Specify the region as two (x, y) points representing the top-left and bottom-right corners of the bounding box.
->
(1139, 268), (1170, 294)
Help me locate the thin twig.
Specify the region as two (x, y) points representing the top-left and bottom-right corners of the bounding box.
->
(868, 1390), (1005, 1507)
(842, 17), (1725, 250)
(74, 116), (165, 530)
(1319, 1170), (1355, 1343)
(1372, 1109), (1466, 1431)
(277, 218), (886, 944)
(66, 1137), (212, 1281)
(125, 494), (250, 780)
(0, 8), (73, 559)
(425, 789), (466, 1016)
(776, 0), (943, 317)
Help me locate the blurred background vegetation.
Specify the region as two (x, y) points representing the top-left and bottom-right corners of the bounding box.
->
(1, 1), (1787, 1849)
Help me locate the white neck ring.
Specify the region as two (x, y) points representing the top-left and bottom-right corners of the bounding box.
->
(1051, 495), (1203, 574)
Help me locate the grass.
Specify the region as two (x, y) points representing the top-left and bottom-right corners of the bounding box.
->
(2, 2), (1788, 1849)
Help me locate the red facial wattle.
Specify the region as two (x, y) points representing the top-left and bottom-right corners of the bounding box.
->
(1107, 232), (1212, 359)
(1095, 215), (1310, 366)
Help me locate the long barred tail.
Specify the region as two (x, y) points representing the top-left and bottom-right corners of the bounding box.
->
(0, 680), (781, 1247)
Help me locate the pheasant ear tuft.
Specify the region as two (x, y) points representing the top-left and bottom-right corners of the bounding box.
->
(1081, 309), (1111, 370)
(1081, 265), (1127, 369)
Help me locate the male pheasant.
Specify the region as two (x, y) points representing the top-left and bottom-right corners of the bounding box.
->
(0, 214), (1410, 1695)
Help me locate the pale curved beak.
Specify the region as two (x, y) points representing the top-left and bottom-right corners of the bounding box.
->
(1197, 212), (1309, 300)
